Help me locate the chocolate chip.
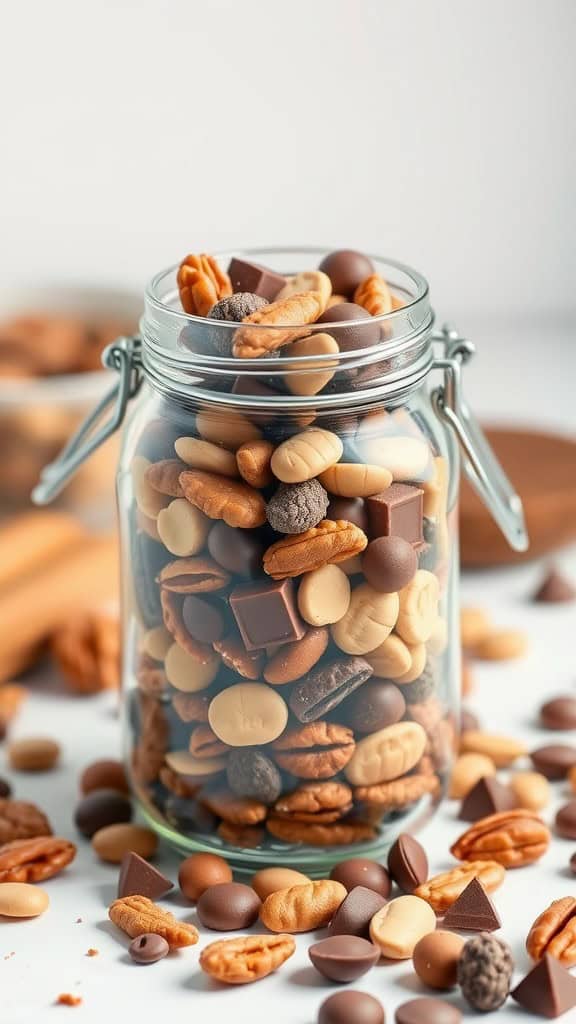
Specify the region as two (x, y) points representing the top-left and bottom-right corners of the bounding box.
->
(318, 990), (385, 1024)
(533, 567), (576, 603)
(362, 536), (418, 593)
(540, 696), (576, 730)
(328, 885), (388, 939)
(74, 789), (132, 838)
(387, 833), (428, 893)
(309, 935), (380, 983)
(289, 657), (373, 723)
(347, 680), (406, 734)
(196, 882), (261, 931)
(226, 749), (282, 805)
(318, 250), (375, 298)
(118, 851), (173, 900)
(327, 496), (368, 533)
(227, 257), (286, 300)
(181, 595), (224, 643)
(395, 998), (462, 1024)
(266, 480), (329, 535)
(530, 744), (576, 779)
(207, 522), (265, 578)
(0, 777), (12, 799)
(330, 859), (391, 898)
(556, 799), (576, 839)
(129, 933), (169, 964)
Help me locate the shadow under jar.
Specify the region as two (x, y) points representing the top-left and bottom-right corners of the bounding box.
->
(34, 247), (527, 875)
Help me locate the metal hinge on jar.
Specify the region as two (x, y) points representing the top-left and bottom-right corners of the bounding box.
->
(431, 324), (528, 552)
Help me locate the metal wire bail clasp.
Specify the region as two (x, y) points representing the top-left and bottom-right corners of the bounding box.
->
(431, 324), (529, 552)
(32, 335), (142, 505)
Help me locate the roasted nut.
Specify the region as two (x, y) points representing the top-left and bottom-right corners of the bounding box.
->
(213, 632), (264, 680)
(331, 583), (399, 655)
(510, 772), (550, 811)
(158, 556), (230, 593)
(156, 499), (211, 557)
(353, 773), (440, 809)
(396, 571), (439, 645)
(460, 606), (491, 649)
(459, 730), (527, 768)
(92, 824), (157, 864)
(175, 436), (240, 476)
(264, 520), (367, 580)
(164, 641), (220, 692)
(50, 606), (120, 694)
(526, 896), (576, 965)
(271, 428), (343, 484)
(200, 789), (268, 826)
(8, 737), (60, 772)
(0, 836), (76, 883)
(474, 629), (528, 661)
(188, 725), (228, 759)
(233, 291), (326, 358)
(449, 753), (496, 799)
(273, 782), (352, 823)
(179, 469), (266, 529)
(370, 895), (436, 958)
(260, 880), (347, 933)
(319, 463), (392, 498)
(145, 459), (185, 497)
(354, 273), (392, 316)
(266, 817), (376, 846)
(284, 333), (339, 397)
(177, 253), (232, 316)
(109, 894), (199, 948)
(131, 455), (168, 519)
(196, 410), (262, 450)
(271, 721), (355, 779)
(200, 933), (296, 984)
(414, 861), (506, 913)
(450, 809), (551, 868)
(236, 439), (275, 489)
(345, 721), (427, 786)
(276, 271), (332, 307)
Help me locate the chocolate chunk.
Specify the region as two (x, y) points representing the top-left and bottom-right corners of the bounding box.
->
(318, 990), (385, 1024)
(330, 860), (391, 898)
(227, 257), (285, 300)
(555, 799), (576, 839)
(327, 496), (368, 533)
(118, 851), (173, 900)
(512, 953), (576, 1018)
(530, 744), (576, 779)
(0, 778), (11, 799)
(266, 480), (329, 535)
(329, 885), (388, 939)
(289, 657), (373, 723)
(395, 997), (462, 1024)
(74, 789), (132, 838)
(317, 303), (381, 352)
(129, 932), (170, 964)
(230, 578), (305, 650)
(348, 681), (406, 734)
(226, 749), (282, 805)
(387, 833), (428, 893)
(181, 595), (224, 643)
(442, 878), (501, 932)
(533, 567), (576, 603)
(207, 522), (265, 578)
(540, 696), (576, 730)
(309, 935), (380, 983)
(196, 881), (261, 931)
(459, 777), (517, 822)
(366, 484), (424, 546)
(318, 250), (375, 298)
(362, 536), (418, 593)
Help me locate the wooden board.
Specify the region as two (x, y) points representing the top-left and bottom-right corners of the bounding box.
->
(459, 428), (576, 567)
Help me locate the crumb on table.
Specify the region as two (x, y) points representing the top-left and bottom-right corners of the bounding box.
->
(56, 994), (82, 1007)
(86, 948), (99, 957)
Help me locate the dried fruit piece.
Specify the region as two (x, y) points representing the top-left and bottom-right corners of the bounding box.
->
(177, 253), (232, 316)
(108, 894), (199, 948)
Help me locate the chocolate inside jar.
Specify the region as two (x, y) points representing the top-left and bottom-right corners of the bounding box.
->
(123, 247), (458, 870)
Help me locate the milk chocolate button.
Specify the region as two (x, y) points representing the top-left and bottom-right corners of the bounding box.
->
(395, 997), (462, 1024)
(118, 852), (173, 900)
(530, 744), (576, 779)
(318, 250), (375, 297)
(330, 859), (391, 898)
(555, 799), (576, 839)
(309, 935), (380, 982)
(362, 537), (417, 593)
(329, 886), (388, 939)
(318, 990), (385, 1024)
(317, 302), (381, 351)
(74, 789), (132, 838)
(207, 521), (264, 577)
(181, 595), (224, 643)
(327, 496), (368, 533)
(388, 834), (428, 893)
(348, 681), (406, 734)
(196, 882), (261, 931)
(129, 933), (170, 964)
(540, 696), (576, 730)
(208, 683), (288, 746)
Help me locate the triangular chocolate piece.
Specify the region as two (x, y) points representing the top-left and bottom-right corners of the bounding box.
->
(117, 852), (173, 900)
(459, 776), (517, 822)
(512, 954), (576, 1018)
(534, 568), (576, 604)
(442, 877), (501, 932)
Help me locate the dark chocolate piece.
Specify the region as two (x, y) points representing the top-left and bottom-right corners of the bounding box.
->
(458, 777), (517, 822)
(540, 696), (576, 730)
(512, 953), (576, 1018)
(442, 878), (501, 932)
(330, 860), (391, 898)
(328, 885), (388, 939)
(227, 257), (285, 301)
(74, 789), (132, 838)
(317, 302), (381, 352)
(530, 744), (576, 779)
(181, 595), (224, 643)
(533, 567), (576, 604)
(118, 851), (174, 900)
(366, 483), (424, 546)
(309, 935), (380, 983)
(362, 536), (417, 593)
(226, 749), (282, 805)
(327, 496), (368, 533)
(207, 522), (265, 578)
(229, 578), (305, 651)
(387, 833), (428, 893)
(347, 681), (406, 734)
(395, 997), (462, 1024)
(318, 990), (385, 1024)
(555, 799), (576, 839)
(289, 657), (373, 723)
(196, 881), (261, 931)
(318, 249), (375, 298)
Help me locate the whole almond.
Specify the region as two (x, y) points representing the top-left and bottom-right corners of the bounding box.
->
(449, 753), (496, 799)
(8, 737), (60, 772)
(510, 772), (550, 811)
(459, 730), (526, 768)
(260, 879), (346, 933)
(92, 824), (158, 864)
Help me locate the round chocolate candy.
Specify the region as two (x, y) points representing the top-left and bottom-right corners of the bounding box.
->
(348, 680), (406, 734)
(555, 799), (576, 839)
(207, 522), (264, 577)
(395, 997), (462, 1024)
(0, 777), (12, 798)
(530, 744), (576, 779)
(178, 852), (233, 903)
(570, 851), (576, 874)
(318, 990), (385, 1024)
(387, 833), (428, 893)
(226, 748), (282, 805)
(182, 595), (224, 643)
(327, 496), (368, 534)
(129, 933), (169, 964)
(309, 935), (380, 983)
(330, 858), (391, 898)
(318, 250), (375, 298)
(540, 696), (576, 730)
(412, 931), (465, 990)
(461, 708), (480, 733)
(74, 789), (132, 838)
(196, 881), (261, 930)
(362, 536), (418, 593)
(317, 303), (381, 352)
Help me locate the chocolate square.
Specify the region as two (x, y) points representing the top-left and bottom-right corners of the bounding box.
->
(366, 483), (424, 546)
(227, 257), (286, 301)
(229, 578), (305, 651)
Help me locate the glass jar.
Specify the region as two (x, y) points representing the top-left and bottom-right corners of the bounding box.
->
(34, 247), (527, 875)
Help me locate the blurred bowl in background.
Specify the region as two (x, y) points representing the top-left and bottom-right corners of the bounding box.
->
(0, 284), (142, 524)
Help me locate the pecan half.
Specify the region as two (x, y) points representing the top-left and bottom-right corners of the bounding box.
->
(271, 722), (355, 779)
(354, 773), (440, 809)
(179, 470), (266, 529)
(526, 897), (576, 965)
(217, 821), (264, 848)
(232, 291), (326, 359)
(50, 606), (120, 694)
(200, 933), (296, 984)
(158, 556), (231, 593)
(213, 632), (264, 680)
(354, 273), (392, 316)
(200, 787), (267, 826)
(0, 799), (52, 844)
(159, 765), (199, 798)
(273, 782), (352, 823)
(450, 809), (551, 867)
(263, 520), (368, 580)
(145, 459), (186, 497)
(266, 817), (375, 846)
(177, 253), (232, 316)
(160, 590), (215, 663)
(188, 725), (228, 759)
(414, 860), (506, 913)
(131, 694), (169, 784)
(0, 836), (76, 883)
(109, 894), (199, 948)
